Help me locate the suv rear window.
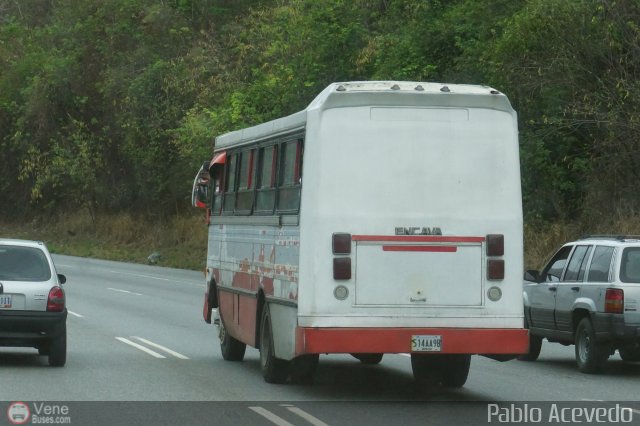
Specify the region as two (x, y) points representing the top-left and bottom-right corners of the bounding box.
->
(620, 247), (640, 283)
(0, 246), (52, 281)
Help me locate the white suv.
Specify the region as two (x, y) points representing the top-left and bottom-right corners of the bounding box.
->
(0, 239), (67, 366)
(522, 236), (640, 372)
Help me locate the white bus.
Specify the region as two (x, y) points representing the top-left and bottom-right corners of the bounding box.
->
(193, 81), (528, 386)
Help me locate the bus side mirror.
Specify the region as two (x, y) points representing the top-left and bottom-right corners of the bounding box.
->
(192, 162), (211, 209)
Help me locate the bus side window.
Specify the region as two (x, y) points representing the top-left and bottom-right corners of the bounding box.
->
(236, 149), (256, 215)
(211, 170), (223, 215)
(255, 145), (277, 214)
(277, 139), (303, 213)
(223, 154), (237, 214)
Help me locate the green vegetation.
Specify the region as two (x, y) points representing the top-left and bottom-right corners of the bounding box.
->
(0, 211), (208, 270)
(1, 0), (640, 269)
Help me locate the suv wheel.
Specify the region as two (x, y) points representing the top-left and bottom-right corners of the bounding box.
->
(575, 317), (609, 373)
(619, 344), (640, 362)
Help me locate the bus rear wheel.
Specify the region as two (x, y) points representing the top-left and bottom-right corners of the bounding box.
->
(518, 334), (542, 362)
(411, 354), (470, 388)
(260, 304), (290, 383)
(351, 353), (383, 365)
(290, 354), (319, 384)
(219, 319), (246, 361)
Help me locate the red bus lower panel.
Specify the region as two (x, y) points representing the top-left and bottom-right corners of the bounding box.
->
(295, 327), (529, 356)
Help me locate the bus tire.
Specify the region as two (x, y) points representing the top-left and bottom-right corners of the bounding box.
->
(410, 354), (441, 386)
(518, 334), (542, 362)
(260, 304), (289, 383)
(290, 354), (319, 384)
(575, 317), (609, 373)
(440, 354), (471, 388)
(351, 353), (383, 365)
(219, 319), (246, 361)
(411, 354), (470, 388)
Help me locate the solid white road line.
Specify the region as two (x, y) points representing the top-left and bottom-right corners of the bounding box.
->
(107, 287), (143, 296)
(281, 405), (330, 426)
(108, 270), (202, 286)
(115, 337), (166, 358)
(67, 310), (84, 318)
(248, 407), (296, 426)
(131, 336), (189, 359)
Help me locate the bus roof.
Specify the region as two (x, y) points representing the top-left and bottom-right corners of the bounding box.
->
(214, 81), (514, 150)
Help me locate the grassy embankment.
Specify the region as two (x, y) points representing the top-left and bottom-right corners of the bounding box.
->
(0, 211), (208, 271)
(2, 212), (640, 272)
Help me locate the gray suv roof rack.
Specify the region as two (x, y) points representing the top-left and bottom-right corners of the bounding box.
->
(579, 234), (640, 241)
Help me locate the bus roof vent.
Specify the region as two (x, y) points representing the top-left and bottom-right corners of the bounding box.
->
(440, 85), (451, 93)
(390, 84), (401, 90)
(415, 85), (424, 91)
(336, 85), (346, 92)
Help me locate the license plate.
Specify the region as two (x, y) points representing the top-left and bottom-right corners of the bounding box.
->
(0, 295), (12, 308)
(411, 335), (442, 352)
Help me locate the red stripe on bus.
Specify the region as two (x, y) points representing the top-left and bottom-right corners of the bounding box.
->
(352, 235), (485, 243)
(295, 328), (529, 356)
(382, 245), (457, 252)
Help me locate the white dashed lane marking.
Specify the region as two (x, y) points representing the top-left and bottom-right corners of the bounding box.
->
(107, 287), (143, 296)
(116, 337), (165, 358)
(131, 336), (189, 360)
(115, 337), (189, 360)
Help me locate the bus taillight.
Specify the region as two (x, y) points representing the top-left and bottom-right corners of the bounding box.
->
(332, 233), (351, 254)
(487, 260), (505, 280)
(486, 234), (504, 256)
(333, 258), (351, 280)
(486, 234), (504, 281)
(332, 233), (352, 280)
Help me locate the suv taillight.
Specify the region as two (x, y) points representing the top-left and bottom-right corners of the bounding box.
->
(47, 286), (65, 312)
(604, 288), (624, 314)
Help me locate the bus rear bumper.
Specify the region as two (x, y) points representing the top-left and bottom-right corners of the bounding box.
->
(295, 327), (529, 356)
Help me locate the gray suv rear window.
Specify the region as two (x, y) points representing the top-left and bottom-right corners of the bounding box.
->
(620, 247), (640, 283)
(0, 246), (52, 281)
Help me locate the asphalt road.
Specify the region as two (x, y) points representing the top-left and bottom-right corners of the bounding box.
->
(1, 255), (639, 425)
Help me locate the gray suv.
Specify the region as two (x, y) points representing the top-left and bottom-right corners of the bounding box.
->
(0, 239), (67, 366)
(521, 236), (640, 373)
